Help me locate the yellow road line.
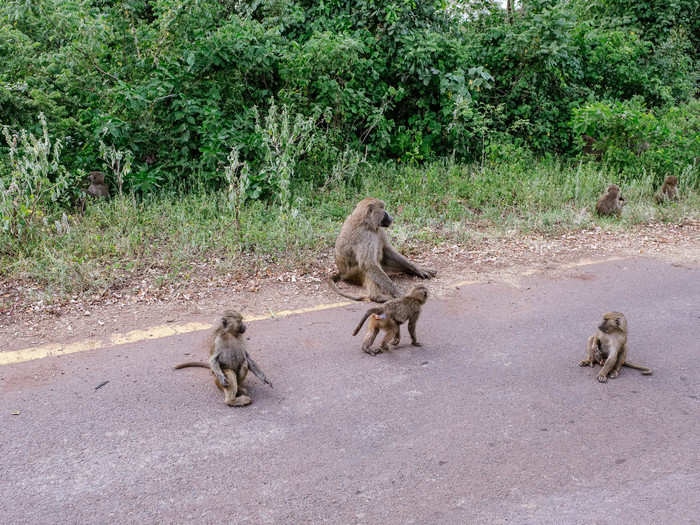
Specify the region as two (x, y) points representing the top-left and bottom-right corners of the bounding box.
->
(0, 302), (353, 366)
(0, 257), (625, 366)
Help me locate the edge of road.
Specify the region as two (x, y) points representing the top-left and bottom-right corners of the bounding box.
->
(0, 257), (627, 366)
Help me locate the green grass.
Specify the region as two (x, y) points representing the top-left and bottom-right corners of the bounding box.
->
(1, 159), (698, 299)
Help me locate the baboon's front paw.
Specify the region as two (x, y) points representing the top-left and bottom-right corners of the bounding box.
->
(411, 341), (422, 347)
(579, 360), (591, 367)
(363, 347), (380, 356)
(390, 338), (400, 346)
(419, 268), (437, 279)
(597, 374), (608, 383)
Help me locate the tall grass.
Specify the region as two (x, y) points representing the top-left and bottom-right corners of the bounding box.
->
(1, 159), (698, 298)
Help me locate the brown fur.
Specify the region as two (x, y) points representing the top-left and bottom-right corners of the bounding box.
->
(596, 184), (625, 217)
(174, 310), (272, 406)
(329, 198), (436, 303)
(581, 134), (602, 160)
(87, 171), (110, 198)
(579, 312), (652, 383)
(352, 285), (428, 355)
(654, 175), (679, 204)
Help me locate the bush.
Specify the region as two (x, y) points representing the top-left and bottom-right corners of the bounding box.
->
(572, 98), (700, 182)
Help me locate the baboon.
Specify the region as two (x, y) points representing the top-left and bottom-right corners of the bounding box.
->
(87, 171), (110, 198)
(352, 285), (428, 355)
(174, 310), (272, 406)
(581, 135), (602, 160)
(329, 198), (436, 303)
(654, 176), (679, 203)
(596, 184), (625, 217)
(579, 312), (652, 383)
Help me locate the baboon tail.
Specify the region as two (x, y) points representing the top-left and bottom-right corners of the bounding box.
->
(173, 361), (211, 370)
(328, 273), (368, 302)
(246, 353), (273, 388)
(623, 362), (653, 375)
(352, 308), (383, 336)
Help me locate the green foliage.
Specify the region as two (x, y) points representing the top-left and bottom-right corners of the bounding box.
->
(4, 157), (698, 297)
(0, 0), (697, 205)
(0, 113), (75, 243)
(572, 98), (700, 180)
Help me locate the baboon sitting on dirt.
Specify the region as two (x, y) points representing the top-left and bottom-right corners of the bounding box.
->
(329, 198), (436, 303)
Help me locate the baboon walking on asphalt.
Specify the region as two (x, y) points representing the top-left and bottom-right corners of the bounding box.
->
(329, 198), (436, 303)
(174, 310), (272, 406)
(352, 285), (428, 355)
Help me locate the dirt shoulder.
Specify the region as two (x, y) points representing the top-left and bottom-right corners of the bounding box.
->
(1, 221), (698, 352)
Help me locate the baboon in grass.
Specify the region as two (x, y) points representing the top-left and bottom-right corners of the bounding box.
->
(579, 312), (652, 383)
(87, 171), (109, 198)
(174, 310), (272, 406)
(654, 176), (679, 203)
(329, 198), (436, 303)
(596, 184), (625, 217)
(352, 285), (428, 355)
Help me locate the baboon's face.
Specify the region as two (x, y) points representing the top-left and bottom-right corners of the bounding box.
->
(411, 286), (428, 303)
(89, 172), (105, 184)
(221, 310), (245, 335)
(666, 176), (678, 185)
(607, 184), (620, 196)
(598, 312), (626, 334)
(358, 198), (393, 229)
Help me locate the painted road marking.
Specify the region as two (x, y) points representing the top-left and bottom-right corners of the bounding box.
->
(0, 258), (626, 366)
(0, 302), (352, 366)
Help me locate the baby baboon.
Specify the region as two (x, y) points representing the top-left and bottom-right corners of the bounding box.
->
(329, 198), (436, 303)
(174, 310), (272, 406)
(352, 285), (428, 355)
(654, 175), (679, 203)
(596, 184), (625, 217)
(87, 171), (110, 198)
(579, 312), (652, 383)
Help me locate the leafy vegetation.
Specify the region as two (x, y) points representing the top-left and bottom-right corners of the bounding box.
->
(2, 158), (697, 298)
(0, 0), (698, 294)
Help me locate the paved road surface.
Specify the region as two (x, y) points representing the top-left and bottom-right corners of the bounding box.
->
(1, 257), (699, 524)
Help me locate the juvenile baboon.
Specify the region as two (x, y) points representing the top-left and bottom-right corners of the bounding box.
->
(654, 175), (679, 203)
(87, 171), (110, 198)
(352, 285), (428, 355)
(579, 312), (652, 383)
(329, 198), (436, 303)
(596, 184), (625, 217)
(174, 310), (272, 406)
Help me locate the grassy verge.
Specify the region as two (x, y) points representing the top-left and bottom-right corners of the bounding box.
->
(1, 159), (698, 299)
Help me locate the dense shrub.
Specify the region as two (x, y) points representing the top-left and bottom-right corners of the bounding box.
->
(1, 0), (697, 202)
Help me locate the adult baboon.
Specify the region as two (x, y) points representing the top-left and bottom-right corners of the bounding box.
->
(654, 176), (679, 203)
(579, 312), (652, 383)
(329, 198), (436, 302)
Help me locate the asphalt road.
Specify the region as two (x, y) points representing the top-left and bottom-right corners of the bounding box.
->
(1, 257), (699, 524)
